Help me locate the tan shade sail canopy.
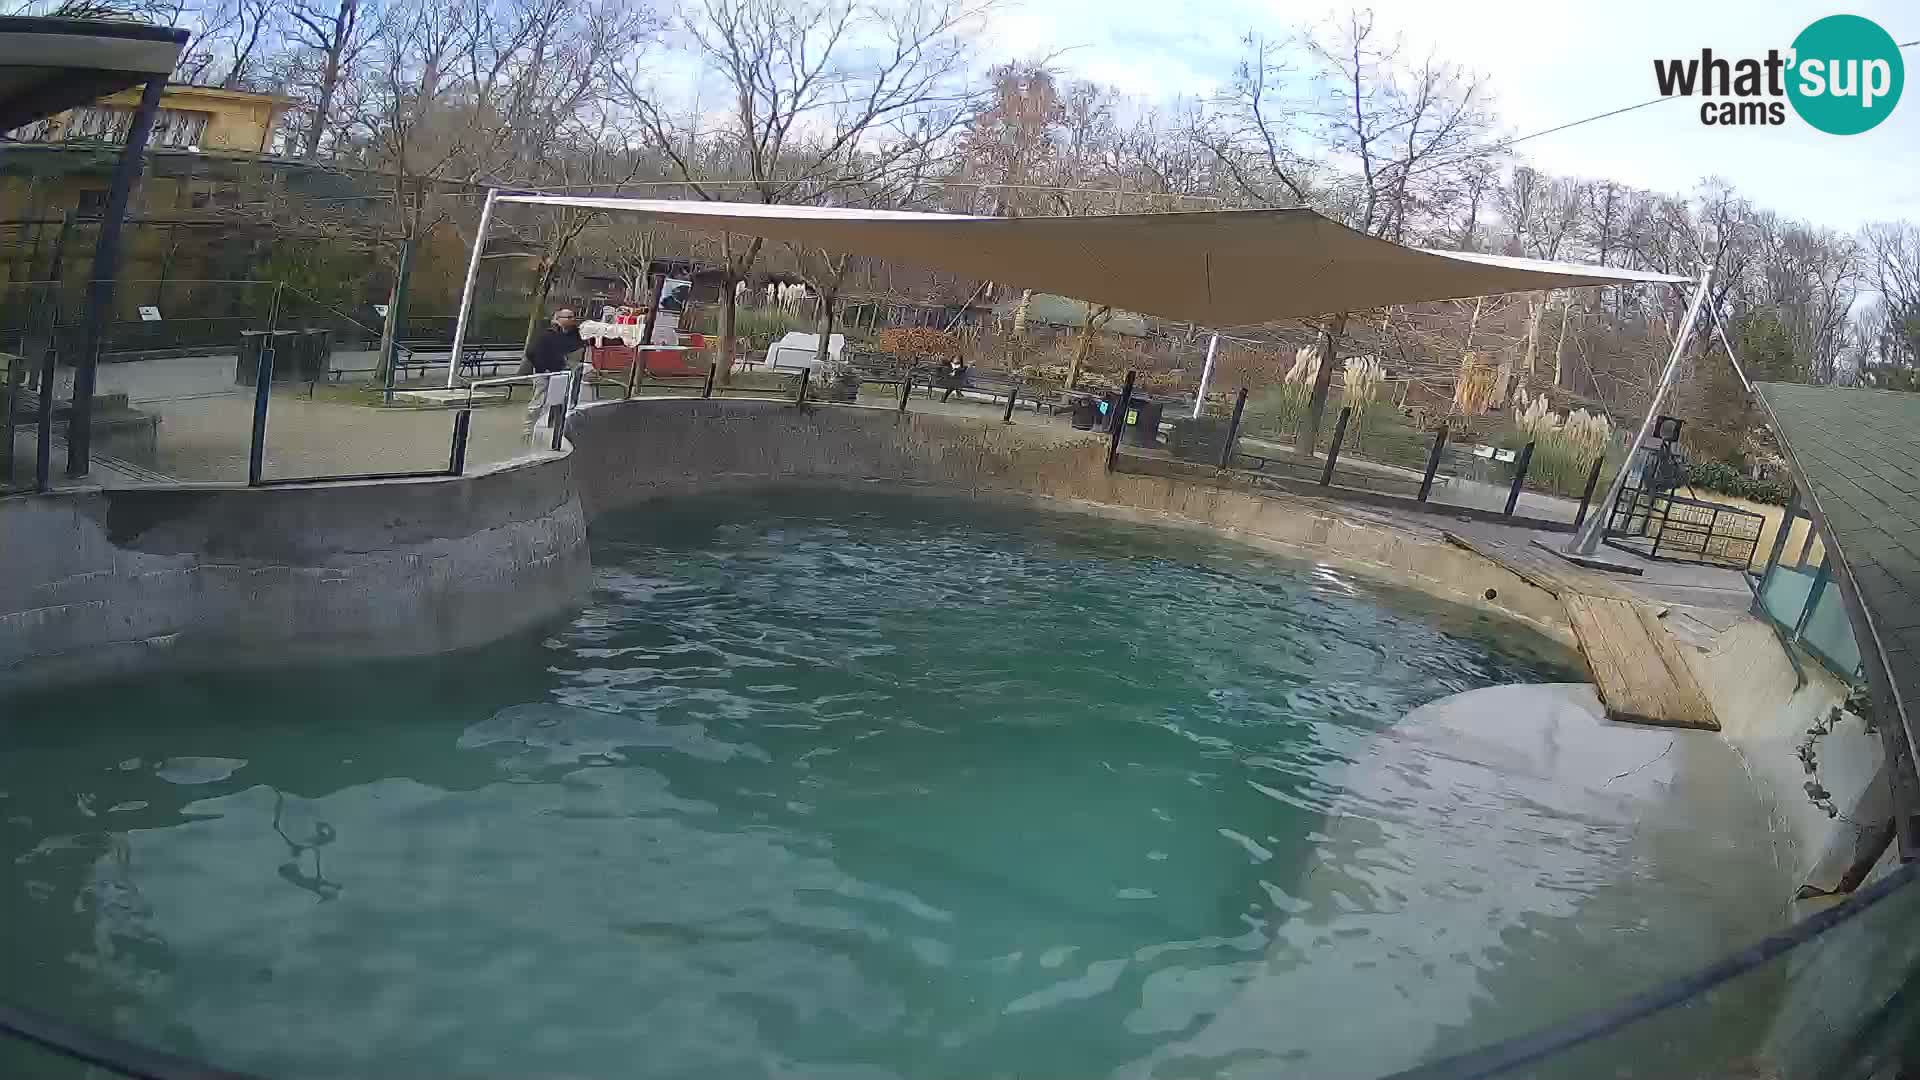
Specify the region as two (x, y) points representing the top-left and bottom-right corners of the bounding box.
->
(499, 194), (1689, 326)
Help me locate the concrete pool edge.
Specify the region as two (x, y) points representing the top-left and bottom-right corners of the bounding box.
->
(0, 448), (590, 695)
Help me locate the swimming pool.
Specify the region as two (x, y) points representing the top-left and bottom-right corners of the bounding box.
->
(0, 490), (1788, 1078)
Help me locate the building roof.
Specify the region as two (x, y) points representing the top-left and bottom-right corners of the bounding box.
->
(1756, 382), (1920, 842)
(493, 195), (1691, 329)
(0, 16), (186, 134)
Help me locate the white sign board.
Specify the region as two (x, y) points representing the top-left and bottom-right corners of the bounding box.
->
(137, 306), (161, 322)
(372, 304), (390, 318)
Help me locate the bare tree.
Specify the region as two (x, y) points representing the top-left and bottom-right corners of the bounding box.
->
(171, 0), (279, 89)
(1211, 12), (1495, 456)
(1860, 221), (1920, 379)
(615, 0), (990, 383)
(287, 0), (377, 158)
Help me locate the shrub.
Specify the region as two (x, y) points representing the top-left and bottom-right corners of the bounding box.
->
(1500, 391), (1614, 498)
(1685, 461), (1792, 505)
(877, 327), (960, 362)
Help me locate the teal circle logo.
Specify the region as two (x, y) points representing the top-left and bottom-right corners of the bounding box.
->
(1787, 14), (1903, 134)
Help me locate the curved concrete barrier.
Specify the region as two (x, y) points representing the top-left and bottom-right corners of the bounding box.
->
(0, 396), (1569, 691)
(0, 452), (590, 693)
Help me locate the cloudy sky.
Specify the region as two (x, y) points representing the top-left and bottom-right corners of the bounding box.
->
(986, 0), (1918, 231)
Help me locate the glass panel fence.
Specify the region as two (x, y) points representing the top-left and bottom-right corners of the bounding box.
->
(1799, 578), (1863, 677)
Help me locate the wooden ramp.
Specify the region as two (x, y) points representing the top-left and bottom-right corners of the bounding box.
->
(1445, 532), (1720, 731)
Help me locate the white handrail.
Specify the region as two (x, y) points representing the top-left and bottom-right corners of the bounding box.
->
(463, 371), (548, 409)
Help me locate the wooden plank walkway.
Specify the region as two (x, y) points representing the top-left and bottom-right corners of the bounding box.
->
(1445, 531), (1720, 731)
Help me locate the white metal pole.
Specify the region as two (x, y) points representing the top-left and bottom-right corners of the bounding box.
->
(1568, 265), (1712, 555)
(445, 187), (500, 389)
(1193, 333), (1219, 419)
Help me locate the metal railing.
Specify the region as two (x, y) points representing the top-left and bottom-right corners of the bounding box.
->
(1604, 485), (1766, 571)
(1133, 371), (1614, 533)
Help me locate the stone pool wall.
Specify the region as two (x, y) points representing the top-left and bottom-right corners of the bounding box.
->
(0, 451), (589, 693)
(565, 397), (1575, 641)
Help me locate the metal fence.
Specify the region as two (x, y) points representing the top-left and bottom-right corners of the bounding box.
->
(1139, 376), (1616, 533)
(1605, 487), (1766, 571)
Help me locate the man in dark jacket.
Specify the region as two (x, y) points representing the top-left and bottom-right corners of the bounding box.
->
(525, 308), (585, 436)
(529, 308), (584, 374)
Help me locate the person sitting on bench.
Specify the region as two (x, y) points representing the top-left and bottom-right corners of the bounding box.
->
(938, 356), (966, 402)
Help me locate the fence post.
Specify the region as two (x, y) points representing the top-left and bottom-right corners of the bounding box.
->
(1320, 406), (1352, 486)
(897, 372), (912, 413)
(1761, 489), (1800, 579)
(1650, 488), (1676, 559)
(1002, 379), (1021, 423)
(247, 344), (274, 486)
(626, 272), (667, 400)
(1504, 440), (1536, 517)
(548, 404), (566, 451)
(1417, 424), (1449, 503)
(1218, 387), (1248, 470)
(1105, 369), (1136, 473)
(33, 345), (55, 492)
(1793, 555), (1832, 639)
(2, 347), (21, 481)
(794, 368), (810, 407)
(702, 361), (717, 399)
(448, 408), (472, 475)
(1573, 455), (1606, 530)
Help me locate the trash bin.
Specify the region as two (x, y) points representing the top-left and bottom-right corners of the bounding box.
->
(1167, 416), (1227, 461)
(1124, 398), (1164, 448)
(1069, 395), (1100, 430)
(234, 329), (298, 385)
(296, 328), (332, 382)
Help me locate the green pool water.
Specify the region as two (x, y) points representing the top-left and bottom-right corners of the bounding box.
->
(0, 491), (1784, 1078)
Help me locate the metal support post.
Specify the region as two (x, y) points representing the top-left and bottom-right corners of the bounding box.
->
(1570, 266), (1712, 554)
(446, 188), (500, 389)
(247, 345), (274, 486)
(1192, 333), (1218, 418)
(1218, 387), (1247, 469)
(1002, 380), (1021, 423)
(33, 346), (54, 492)
(381, 234), (415, 403)
(897, 373), (912, 412)
(794, 368), (810, 406)
(2, 346), (21, 482)
(448, 409), (472, 475)
(1504, 441), (1537, 517)
(702, 362), (716, 398)
(626, 272), (667, 400)
(1106, 370), (1136, 472)
(1574, 456), (1606, 530)
(1758, 486), (1804, 576)
(1321, 406), (1352, 486)
(1418, 425), (1449, 503)
(70, 77), (166, 478)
